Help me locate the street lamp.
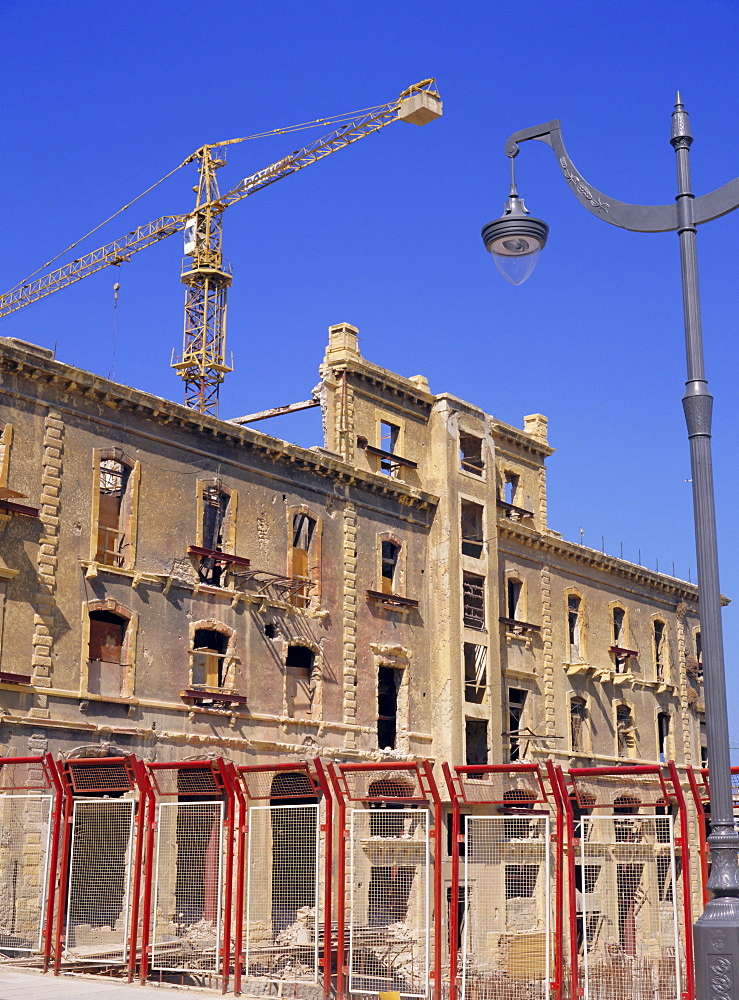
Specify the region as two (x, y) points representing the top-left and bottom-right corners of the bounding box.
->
(486, 98), (739, 998)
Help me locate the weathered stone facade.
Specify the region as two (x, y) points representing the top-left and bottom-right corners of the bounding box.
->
(0, 327), (706, 772)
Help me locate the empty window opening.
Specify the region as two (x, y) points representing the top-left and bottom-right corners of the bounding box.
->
(616, 705), (635, 758)
(459, 433), (484, 476)
(377, 666), (399, 749)
(654, 619), (666, 679)
(574, 862), (602, 953)
(464, 643), (487, 703)
(613, 794), (640, 844)
(96, 459), (133, 567)
(368, 864), (414, 926)
(570, 697), (586, 752)
(264, 623), (278, 638)
(505, 864), (538, 899)
(88, 610), (127, 697)
(465, 718), (488, 766)
(504, 472), (520, 507)
(612, 606), (626, 643)
(657, 712), (671, 763)
(446, 813), (469, 857)
(695, 630), (703, 673)
(508, 688), (528, 761)
(379, 421), (400, 475)
(570, 792), (595, 841)
(291, 512), (318, 607)
(616, 862), (643, 956)
(655, 803), (673, 845)
(191, 628), (228, 688)
(174, 801), (221, 928)
(463, 572), (485, 630)
(568, 595), (582, 662)
(67, 800), (131, 938)
(507, 578), (523, 621)
(286, 644), (316, 719)
(270, 772), (318, 935)
(367, 779), (414, 838)
(381, 540), (401, 594)
(447, 885), (468, 951)
(461, 500), (484, 558)
(199, 486), (231, 584)
(657, 854), (679, 903)
(502, 788), (537, 839)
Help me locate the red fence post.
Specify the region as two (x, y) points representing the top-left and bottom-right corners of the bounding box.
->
(327, 762), (347, 1000)
(228, 761), (247, 997)
(43, 754), (64, 974)
(545, 759), (565, 1000)
(313, 758), (334, 1000)
(442, 762), (460, 1000)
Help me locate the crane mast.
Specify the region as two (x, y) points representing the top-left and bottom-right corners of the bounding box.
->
(0, 80), (442, 416)
(171, 145), (233, 413)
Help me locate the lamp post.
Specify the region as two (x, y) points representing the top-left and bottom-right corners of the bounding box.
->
(484, 99), (739, 999)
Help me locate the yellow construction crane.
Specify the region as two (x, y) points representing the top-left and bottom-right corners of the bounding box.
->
(0, 80), (442, 414)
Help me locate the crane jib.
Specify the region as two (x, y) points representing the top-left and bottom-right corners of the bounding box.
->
(0, 80), (442, 414)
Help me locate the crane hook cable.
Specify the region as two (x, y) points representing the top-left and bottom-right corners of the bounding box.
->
(7, 91), (418, 294)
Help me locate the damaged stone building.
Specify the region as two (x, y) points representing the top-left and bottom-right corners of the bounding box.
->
(0, 324), (706, 770)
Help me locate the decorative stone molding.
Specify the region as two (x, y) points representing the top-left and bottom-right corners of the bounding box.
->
(30, 409), (64, 711)
(540, 566), (556, 737)
(342, 502), (358, 747)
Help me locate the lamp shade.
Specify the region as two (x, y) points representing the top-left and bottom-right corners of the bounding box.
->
(482, 194), (549, 285)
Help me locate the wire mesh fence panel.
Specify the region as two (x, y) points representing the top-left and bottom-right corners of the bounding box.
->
(150, 800), (224, 973)
(0, 794), (53, 953)
(348, 807), (430, 998)
(579, 814), (681, 1000)
(64, 798), (135, 963)
(244, 803), (320, 983)
(461, 814), (551, 1000)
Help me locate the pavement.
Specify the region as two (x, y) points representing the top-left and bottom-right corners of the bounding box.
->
(0, 967), (229, 999)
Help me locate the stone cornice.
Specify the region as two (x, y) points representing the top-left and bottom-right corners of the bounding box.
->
(490, 420), (555, 458)
(0, 341), (439, 513)
(322, 357), (434, 410)
(498, 521), (713, 603)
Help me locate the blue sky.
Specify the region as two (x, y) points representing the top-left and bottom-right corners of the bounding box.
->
(3, 0), (739, 749)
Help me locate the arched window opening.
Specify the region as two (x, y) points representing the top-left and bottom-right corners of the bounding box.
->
(96, 459), (134, 567)
(291, 512), (318, 608)
(613, 794), (640, 843)
(366, 777), (417, 926)
(199, 485), (232, 585)
(502, 788), (537, 840)
(612, 607), (628, 672)
(568, 595), (582, 662)
(616, 705), (635, 758)
(88, 610), (127, 697)
(657, 711), (671, 763)
(191, 628), (229, 689)
(507, 687), (528, 761)
(286, 644), (317, 719)
(381, 540), (401, 595)
(570, 697), (587, 752)
(269, 772), (318, 935)
(653, 620), (666, 680)
(377, 666), (400, 749)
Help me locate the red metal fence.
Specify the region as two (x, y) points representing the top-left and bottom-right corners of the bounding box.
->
(0, 753), (722, 998)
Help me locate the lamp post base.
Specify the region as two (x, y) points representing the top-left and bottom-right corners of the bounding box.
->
(694, 895), (739, 1000)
